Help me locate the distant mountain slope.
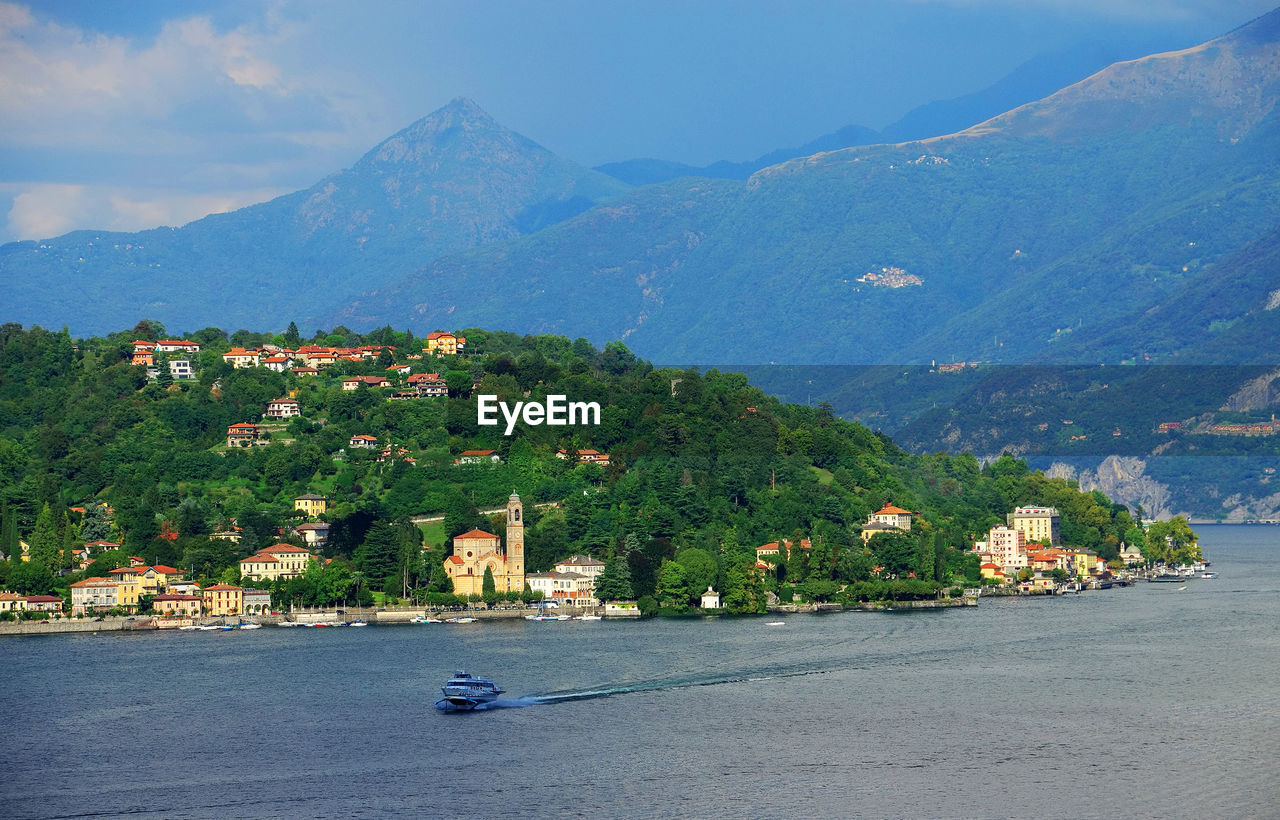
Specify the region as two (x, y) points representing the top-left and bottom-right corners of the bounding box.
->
(594, 40), (1144, 187)
(878, 41), (1151, 143)
(343, 9), (1280, 365)
(0, 98), (630, 336)
(335, 178), (741, 340)
(595, 124), (883, 185)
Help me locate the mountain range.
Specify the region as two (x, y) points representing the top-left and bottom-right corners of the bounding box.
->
(0, 98), (628, 335)
(3, 9), (1280, 369)
(335, 8), (1280, 365)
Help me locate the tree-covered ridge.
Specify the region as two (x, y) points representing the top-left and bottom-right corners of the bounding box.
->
(0, 321), (1145, 612)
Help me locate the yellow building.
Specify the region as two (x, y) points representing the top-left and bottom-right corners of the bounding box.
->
(861, 504), (914, 543)
(423, 332), (466, 356)
(444, 494), (525, 596)
(0, 592), (26, 612)
(240, 544), (313, 582)
(107, 567), (144, 611)
(136, 565), (183, 595)
(294, 494), (327, 517)
(202, 584), (244, 616)
(1008, 506), (1060, 545)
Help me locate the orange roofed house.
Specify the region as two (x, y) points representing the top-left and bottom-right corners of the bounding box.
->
(860, 504), (915, 542)
(153, 593), (202, 617)
(456, 449), (501, 465)
(423, 332), (466, 356)
(755, 538), (811, 567)
(240, 544), (314, 582)
(227, 423), (259, 447)
(202, 584), (243, 616)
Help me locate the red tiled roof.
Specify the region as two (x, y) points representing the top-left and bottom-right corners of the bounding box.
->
(454, 529), (498, 540)
(460, 449), (495, 456)
(875, 504), (913, 515)
(447, 555), (463, 564)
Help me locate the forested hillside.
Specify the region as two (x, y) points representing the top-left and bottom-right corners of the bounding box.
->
(0, 322), (1145, 613)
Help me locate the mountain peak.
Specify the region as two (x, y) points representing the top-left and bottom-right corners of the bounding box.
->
(356, 98), (514, 168)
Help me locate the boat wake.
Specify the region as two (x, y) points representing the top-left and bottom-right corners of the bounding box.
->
(516, 665), (838, 707)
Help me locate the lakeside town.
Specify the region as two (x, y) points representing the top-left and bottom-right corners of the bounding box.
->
(1, 494), (1206, 635)
(0, 323), (1206, 639)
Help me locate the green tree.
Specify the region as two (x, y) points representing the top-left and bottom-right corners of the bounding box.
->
(674, 547), (717, 599)
(867, 531), (917, 579)
(482, 565), (497, 597)
(426, 562), (454, 594)
(654, 559), (690, 608)
(80, 502), (111, 543)
(721, 560), (765, 614)
(153, 350), (173, 387)
(594, 554), (634, 601)
(8, 560), (54, 595)
(354, 522), (400, 588)
(27, 503), (61, 568)
(1144, 517), (1200, 565)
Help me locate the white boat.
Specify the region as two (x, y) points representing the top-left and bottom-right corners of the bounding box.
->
(178, 625), (201, 631)
(575, 614), (602, 621)
(410, 616), (442, 624)
(1200, 571), (1219, 579)
(435, 671), (503, 710)
(346, 620), (368, 627)
(445, 616), (477, 623)
(238, 622), (262, 630)
(766, 621), (786, 626)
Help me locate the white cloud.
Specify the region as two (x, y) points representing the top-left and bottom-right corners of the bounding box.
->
(7, 184), (91, 239)
(4, 182), (288, 241)
(0, 2), (348, 153)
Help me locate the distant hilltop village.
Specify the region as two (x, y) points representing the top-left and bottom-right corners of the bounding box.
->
(854, 266), (923, 289)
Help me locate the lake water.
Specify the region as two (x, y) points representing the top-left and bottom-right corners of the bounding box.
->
(2, 524), (1278, 818)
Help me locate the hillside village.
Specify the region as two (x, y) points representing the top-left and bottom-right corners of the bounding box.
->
(0, 321), (1187, 622)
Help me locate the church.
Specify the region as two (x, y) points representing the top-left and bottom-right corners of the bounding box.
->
(443, 494), (525, 596)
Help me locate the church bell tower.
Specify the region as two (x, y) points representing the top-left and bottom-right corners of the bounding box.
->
(506, 493), (525, 583)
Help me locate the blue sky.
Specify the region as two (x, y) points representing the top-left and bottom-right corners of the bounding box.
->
(0, 0), (1274, 243)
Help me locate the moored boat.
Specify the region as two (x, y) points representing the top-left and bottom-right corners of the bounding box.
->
(1149, 573), (1188, 583)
